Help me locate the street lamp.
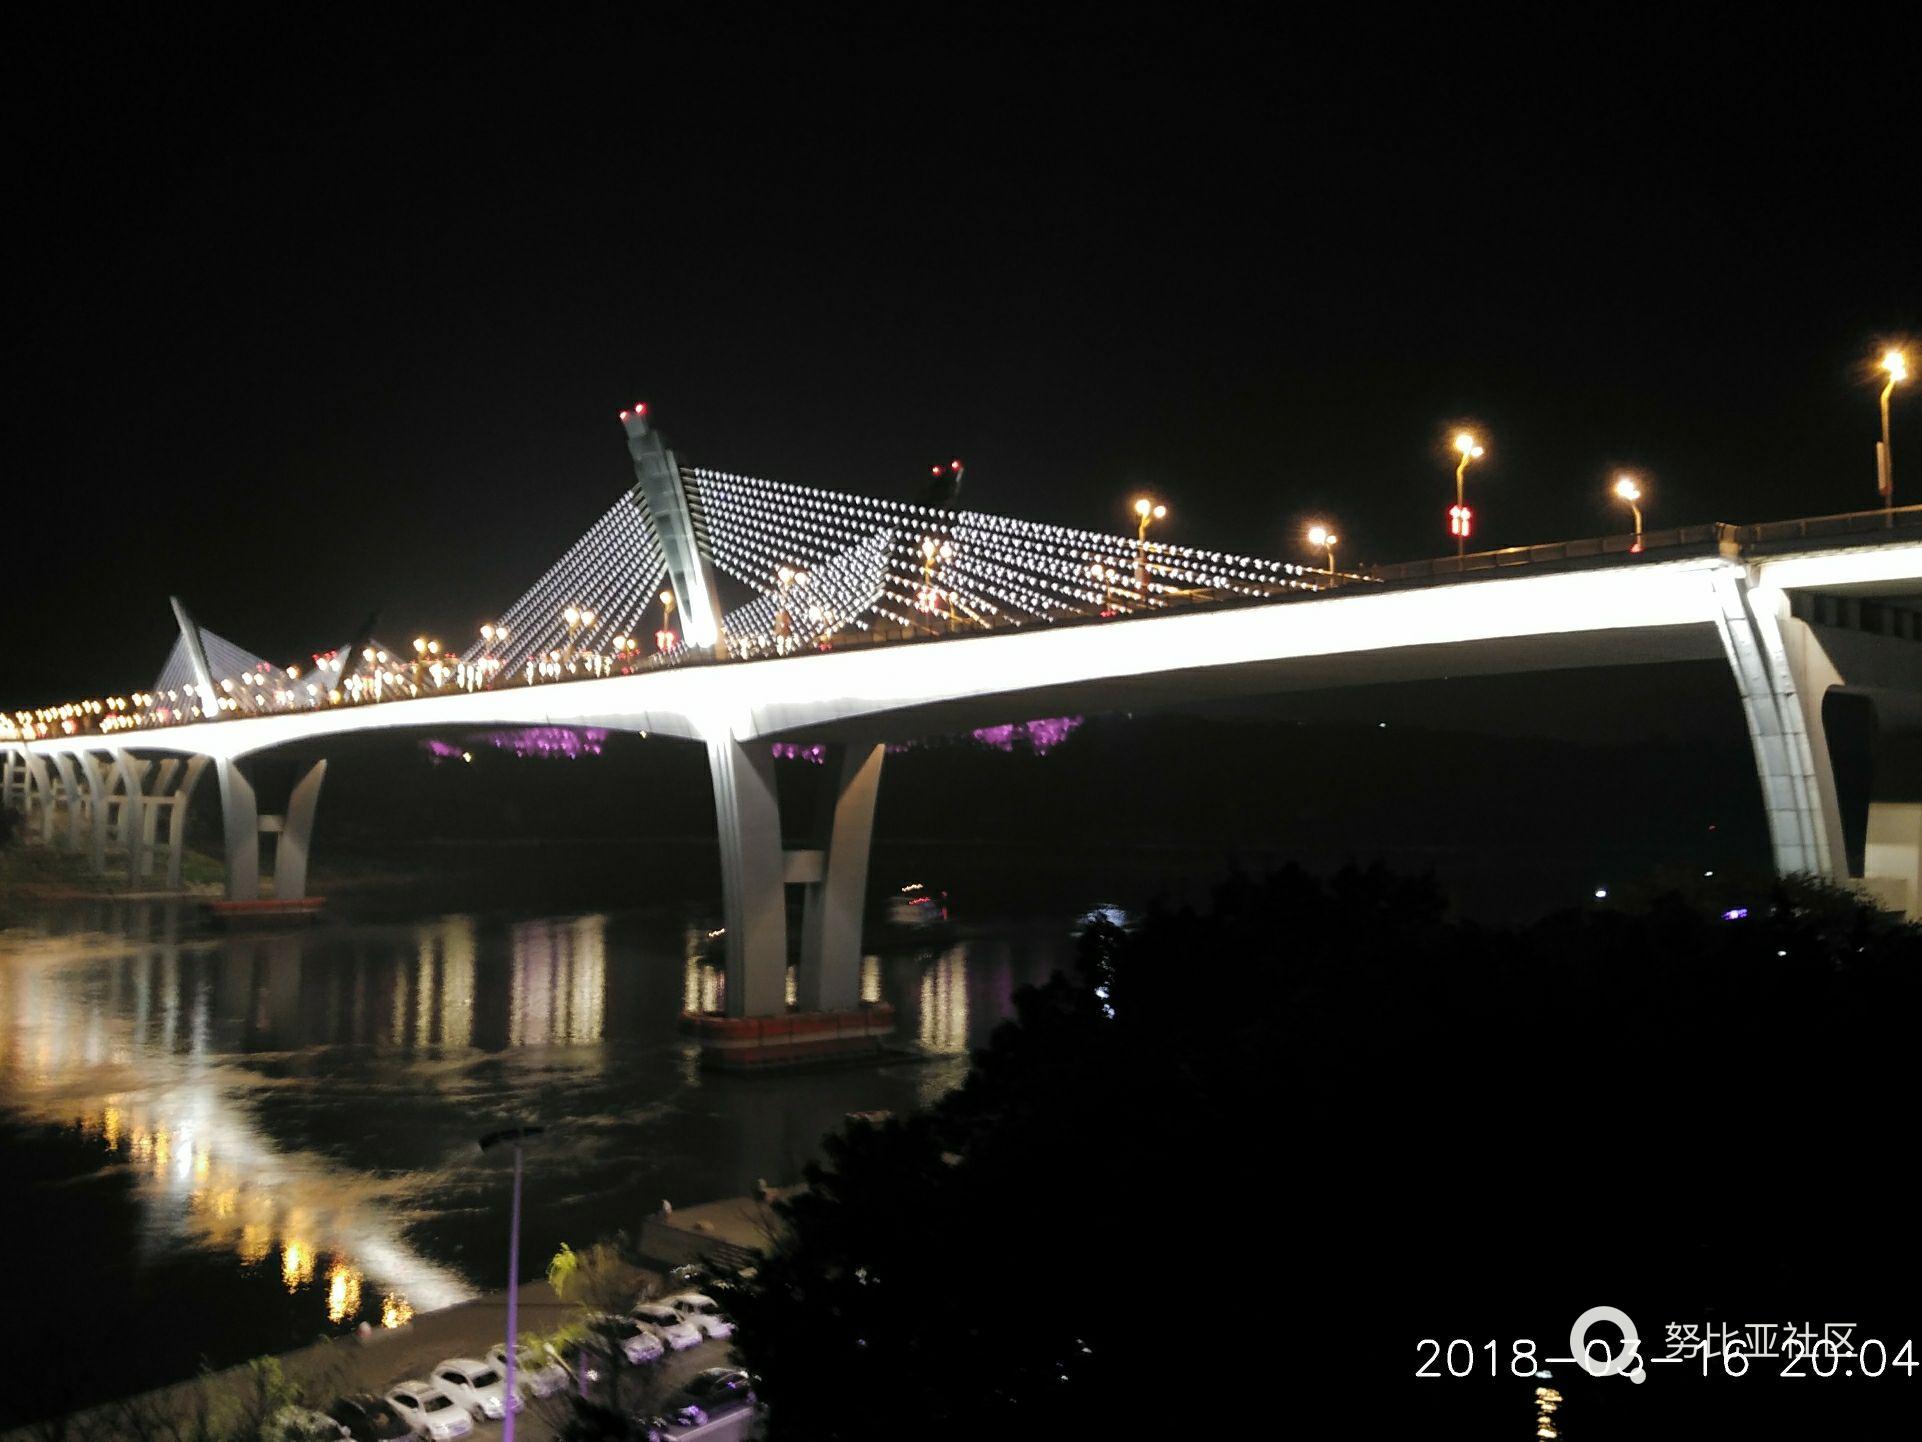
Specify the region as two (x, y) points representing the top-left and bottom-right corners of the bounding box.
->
(561, 607), (593, 664)
(1613, 475), (1644, 550)
(479, 623), (507, 675)
(1451, 432), (1484, 559)
(479, 1126), (546, 1442)
(775, 567), (802, 648)
(656, 590), (676, 653)
(919, 536), (955, 627)
(1133, 497), (1167, 602)
(1088, 560), (1115, 615)
(1879, 348), (1907, 513)
(1306, 523), (1339, 585)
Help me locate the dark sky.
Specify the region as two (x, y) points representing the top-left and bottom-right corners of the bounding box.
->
(9, 13), (1915, 706)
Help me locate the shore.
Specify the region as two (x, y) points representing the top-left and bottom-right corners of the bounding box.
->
(1, 1258), (748, 1441)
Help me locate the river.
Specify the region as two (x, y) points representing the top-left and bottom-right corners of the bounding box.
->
(0, 870), (1090, 1426)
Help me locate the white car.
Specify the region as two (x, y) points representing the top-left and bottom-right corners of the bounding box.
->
(662, 1291), (736, 1341)
(431, 1357), (519, 1421)
(488, 1340), (571, 1398)
(590, 1311), (667, 1365)
(631, 1300), (704, 1351)
(384, 1382), (474, 1440)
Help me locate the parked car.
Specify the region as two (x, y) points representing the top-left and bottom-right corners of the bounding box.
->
(600, 1310), (670, 1363)
(631, 1300), (703, 1351)
(487, 1339), (570, 1398)
(384, 1381), (474, 1440)
(431, 1357), (518, 1421)
(662, 1291), (736, 1340)
(666, 1368), (757, 1426)
(265, 1406), (351, 1441)
(326, 1394), (413, 1441)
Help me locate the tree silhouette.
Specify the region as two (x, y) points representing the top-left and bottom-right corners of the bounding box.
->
(727, 866), (1921, 1440)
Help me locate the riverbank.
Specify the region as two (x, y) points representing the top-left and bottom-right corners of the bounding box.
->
(0, 841), (223, 903)
(0, 1219), (767, 1441)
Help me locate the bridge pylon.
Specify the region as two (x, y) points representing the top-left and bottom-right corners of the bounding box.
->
(621, 408), (729, 657)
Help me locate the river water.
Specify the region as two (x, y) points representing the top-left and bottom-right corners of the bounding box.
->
(0, 880), (1087, 1425)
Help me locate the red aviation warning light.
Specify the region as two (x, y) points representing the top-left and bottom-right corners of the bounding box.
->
(1448, 504), (1473, 540)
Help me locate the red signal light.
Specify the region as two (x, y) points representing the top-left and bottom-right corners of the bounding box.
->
(1448, 504), (1473, 539)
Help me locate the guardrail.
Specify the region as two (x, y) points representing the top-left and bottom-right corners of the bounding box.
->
(1731, 503), (1922, 547)
(1366, 524), (1730, 585)
(1367, 504), (1920, 585)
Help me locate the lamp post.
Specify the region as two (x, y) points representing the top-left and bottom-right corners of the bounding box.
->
(478, 1125), (546, 1442)
(1451, 432), (1484, 559)
(1613, 475), (1644, 550)
(656, 590), (676, 653)
(1306, 523), (1339, 586)
(775, 568), (807, 649)
(1088, 560), (1112, 615)
(561, 607), (594, 665)
(1879, 349), (1908, 514)
(479, 624), (507, 683)
(1133, 497), (1166, 603)
(919, 537), (954, 629)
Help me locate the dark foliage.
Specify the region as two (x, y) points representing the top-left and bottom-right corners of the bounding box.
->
(727, 866), (1921, 1439)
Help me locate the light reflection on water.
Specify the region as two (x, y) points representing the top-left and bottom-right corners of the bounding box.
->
(919, 947), (971, 1053)
(0, 897), (1069, 1410)
(5, 924), (477, 1328)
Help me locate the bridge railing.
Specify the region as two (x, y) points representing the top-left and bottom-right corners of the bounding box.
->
(1365, 524), (1732, 584)
(1730, 503), (1922, 547)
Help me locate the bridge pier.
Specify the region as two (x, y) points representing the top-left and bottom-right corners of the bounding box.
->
(48, 753), (86, 851)
(1, 749), (23, 814)
(111, 752), (151, 866)
(111, 753), (208, 889)
(797, 743), (886, 1012)
(1722, 571), (1922, 916)
(71, 751), (115, 871)
(214, 756), (328, 902)
(690, 737), (893, 1067)
(707, 737), (790, 1019)
(20, 750), (56, 842)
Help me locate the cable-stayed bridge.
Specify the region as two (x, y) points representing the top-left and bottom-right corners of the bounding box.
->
(5, 412), (1920, 1062)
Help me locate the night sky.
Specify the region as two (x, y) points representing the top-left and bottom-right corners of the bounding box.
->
(10, 14), (1914, 706)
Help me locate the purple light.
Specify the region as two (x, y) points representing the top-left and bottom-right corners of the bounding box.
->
(884, 715), (1085, 757)
(770, 742), (827, 764)
(969, 715), (1083, 754)
(422, 726), (608, 762)
(1722, 906), (1749, 921)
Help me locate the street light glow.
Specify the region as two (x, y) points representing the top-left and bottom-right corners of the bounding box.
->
(1455, 431), (1483, 458)
(1307, 524), (1335, 548)
(1886, 349), (1909, 383)
(1614, 476), (1641, 502)
(1132, 497), (1165, 519)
